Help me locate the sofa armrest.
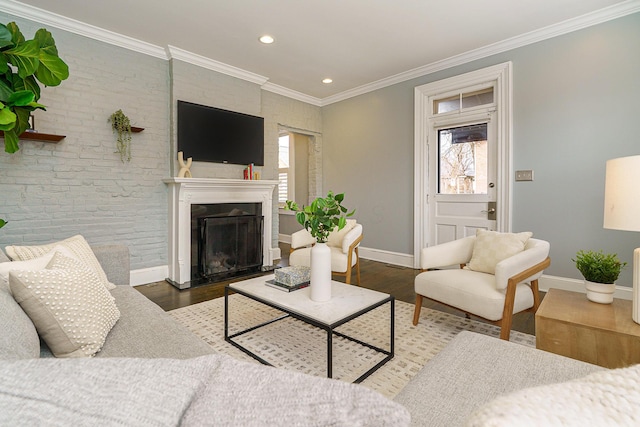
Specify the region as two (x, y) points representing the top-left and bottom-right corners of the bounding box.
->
(92, 245), (130, 286)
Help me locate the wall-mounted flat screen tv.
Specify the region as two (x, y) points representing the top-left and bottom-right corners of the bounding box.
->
(177, 100), (264, 166)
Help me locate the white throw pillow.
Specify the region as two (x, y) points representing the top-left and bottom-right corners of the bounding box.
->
(9, 252), (120, 358)
(467, 230), (532, 274)
(5, 235), (116, 290)
(327, 219), (357, 248)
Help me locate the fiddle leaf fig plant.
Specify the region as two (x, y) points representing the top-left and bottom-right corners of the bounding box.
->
(573, 250), (626, 284)
(0, 22), (70, 153)
(0, 219), (6, 229)
(286, 191), (355, 243)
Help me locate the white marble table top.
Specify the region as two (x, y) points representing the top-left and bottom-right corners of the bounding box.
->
(228, 274), (391, 326)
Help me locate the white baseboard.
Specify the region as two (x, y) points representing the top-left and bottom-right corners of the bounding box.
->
(539, 274), (633, 300)
(358, 246), (415, 268)
(130, 265), (168, 287)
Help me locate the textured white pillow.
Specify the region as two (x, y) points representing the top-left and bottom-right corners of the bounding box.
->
(0, 245), (78, 293)
(327, 219), (357, 248)
(467, 230), (532, 274)
(9, 252), (120, 358)
(5, 235), (116, 290)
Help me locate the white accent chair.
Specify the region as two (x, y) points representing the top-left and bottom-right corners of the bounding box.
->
(413, 234), (551, 340)
(289, 220), (363, 285)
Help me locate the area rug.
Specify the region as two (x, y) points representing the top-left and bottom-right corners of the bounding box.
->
(169, 294), (535, 398)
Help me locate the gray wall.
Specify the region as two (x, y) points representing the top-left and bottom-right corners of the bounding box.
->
(322, 12), (640, 287)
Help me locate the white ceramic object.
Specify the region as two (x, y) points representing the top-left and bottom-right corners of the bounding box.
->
(310, 242), (332, 302)
(585, 280), (615, 304)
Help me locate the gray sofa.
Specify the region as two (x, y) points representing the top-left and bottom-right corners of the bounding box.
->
(1, 242), (615, 426)
(0, 244), (410, 426)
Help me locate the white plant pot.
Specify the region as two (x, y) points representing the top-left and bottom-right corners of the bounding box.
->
(310, 242), (332, 302)
(585, 280), (615, 304)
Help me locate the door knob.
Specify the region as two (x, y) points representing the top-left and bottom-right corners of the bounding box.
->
(481, 208), (496, 214)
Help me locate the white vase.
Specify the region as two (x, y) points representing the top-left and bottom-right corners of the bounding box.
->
(310, 242), (332, 302)
(585, 280), (615, 304)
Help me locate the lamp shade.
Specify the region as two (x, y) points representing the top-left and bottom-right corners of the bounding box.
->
(604, 155), (640, 232)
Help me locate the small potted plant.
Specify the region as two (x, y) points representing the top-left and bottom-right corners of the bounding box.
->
(286, 191), (354, 301)
(573, 250), (626, 304)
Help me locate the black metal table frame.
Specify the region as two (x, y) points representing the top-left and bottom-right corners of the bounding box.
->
(224, 285), (394, 383)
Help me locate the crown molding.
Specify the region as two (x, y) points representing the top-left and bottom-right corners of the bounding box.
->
(0, 0), (167, 59)
(261, 82), (322, 106)
(166, 45), (268, 86)
(321, 1), (640, 105)
(2, 0), (639, 106)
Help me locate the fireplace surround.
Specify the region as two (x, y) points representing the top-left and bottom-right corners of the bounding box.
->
(164, 178), (279, 289)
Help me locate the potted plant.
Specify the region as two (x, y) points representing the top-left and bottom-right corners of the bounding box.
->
(286, 191), (354, 301)
(573, 249), (626, 304)
(0, 22), (69, 153)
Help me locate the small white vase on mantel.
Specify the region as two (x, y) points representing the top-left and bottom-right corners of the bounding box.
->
(585, 280), (615, 304)
(310, 242), (332, 302)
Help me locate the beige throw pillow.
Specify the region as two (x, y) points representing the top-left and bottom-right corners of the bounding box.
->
(9, 252), (120, 358)
(5, 235), (116, 290)
(467, 230), (533, 274)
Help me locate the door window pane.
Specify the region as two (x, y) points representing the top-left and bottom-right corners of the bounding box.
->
(462, 88), (494, 109)
(438, 123), (488, 194)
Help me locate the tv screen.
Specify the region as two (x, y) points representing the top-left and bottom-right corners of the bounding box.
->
(177, 100), (264, 166)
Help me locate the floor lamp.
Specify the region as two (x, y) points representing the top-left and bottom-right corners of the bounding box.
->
(603, 155), (640, 324)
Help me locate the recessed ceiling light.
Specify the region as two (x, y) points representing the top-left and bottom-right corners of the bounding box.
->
(322, 78), (333, 84)
(259, 35), (274, 44)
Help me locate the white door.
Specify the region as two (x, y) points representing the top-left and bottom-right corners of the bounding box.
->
(428, 112), (497, 246)
(414, 62), (512, 268)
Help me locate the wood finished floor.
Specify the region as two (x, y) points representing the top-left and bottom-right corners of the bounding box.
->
(136, 242), (540, 336)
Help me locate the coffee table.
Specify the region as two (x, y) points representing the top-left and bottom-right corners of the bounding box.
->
(224, 274), (394, 383)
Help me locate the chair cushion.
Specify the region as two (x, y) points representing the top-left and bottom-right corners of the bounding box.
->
(288, 246), (358, 274)
(414, 269), (534, 321)
(327, 219), (357, 248)
(468, 230), (532, 274)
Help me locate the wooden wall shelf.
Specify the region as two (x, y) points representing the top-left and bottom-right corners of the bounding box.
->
(131, 126), (144, 133)
(0, 131), (66, 142)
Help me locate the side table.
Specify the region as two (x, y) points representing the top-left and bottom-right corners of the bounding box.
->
(536, 288), (640, 368)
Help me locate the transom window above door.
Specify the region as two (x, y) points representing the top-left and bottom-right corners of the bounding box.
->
(433, 87), (494, 114)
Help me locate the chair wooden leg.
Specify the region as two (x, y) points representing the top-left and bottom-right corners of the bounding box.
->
(499, 279), (518, 340)
(531, 279), (541, 311)
(413, 294), (423, 326)
(355, 248), (361, 286)
(345, 265), (352, 284)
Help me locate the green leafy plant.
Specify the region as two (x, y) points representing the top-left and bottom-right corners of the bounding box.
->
(286, 191), (355, 243)
(0, 22), (69, 153)
(573, 250), (626, 284)
(109, 109), (131, 162)
(0, 219), (6, 229)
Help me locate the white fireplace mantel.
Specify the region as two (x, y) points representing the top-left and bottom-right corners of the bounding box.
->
(164, 177), (279, 288)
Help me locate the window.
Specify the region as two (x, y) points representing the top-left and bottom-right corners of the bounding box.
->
(278, 133), (293, 206)
(433, 87), (494, 115)
(438, 123), (488, 194)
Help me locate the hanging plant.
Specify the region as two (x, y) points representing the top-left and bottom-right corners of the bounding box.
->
(109, 109), (131, 162)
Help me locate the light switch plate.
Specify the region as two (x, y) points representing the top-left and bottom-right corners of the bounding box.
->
(515, 170), (534, 181)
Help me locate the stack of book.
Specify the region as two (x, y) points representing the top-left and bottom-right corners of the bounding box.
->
(265, 266), (311, 292)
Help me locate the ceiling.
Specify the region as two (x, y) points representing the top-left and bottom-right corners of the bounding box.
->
(7, 0), (639, 103)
